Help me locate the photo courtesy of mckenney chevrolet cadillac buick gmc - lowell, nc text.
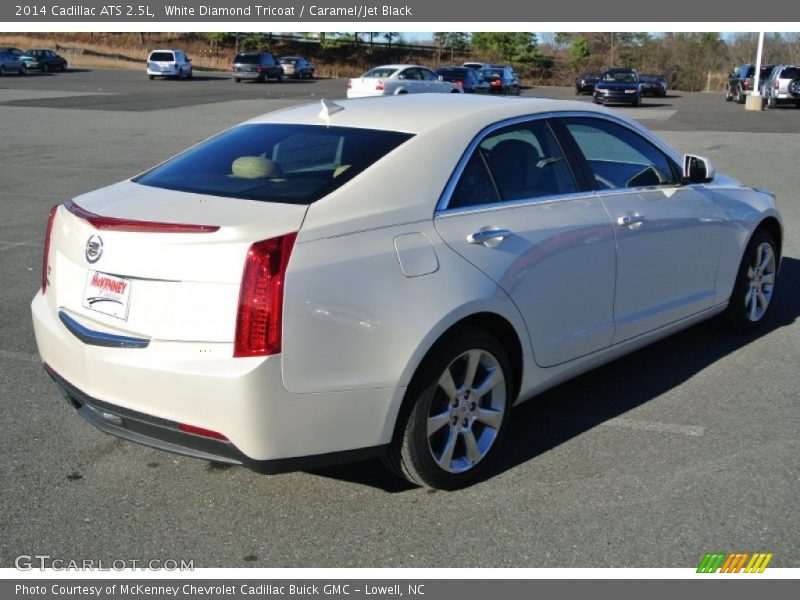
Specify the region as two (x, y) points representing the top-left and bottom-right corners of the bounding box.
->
(32, 94), (782, 489)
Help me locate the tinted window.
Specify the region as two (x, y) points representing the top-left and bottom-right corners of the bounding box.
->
(421, 69), (437, 81)
(149, 52), (175, 62)
(234, 54), (258, 64)
(134, 124), (413, 205)
(450, 120), (577, 208)
(780, 67), (800, 79)
(563, 118), (677, 189)
(602, 70), (638, 83)
(437, 68), (469, 78)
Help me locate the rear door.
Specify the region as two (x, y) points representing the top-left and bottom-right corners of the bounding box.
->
(434, 116), (617, 367)
(557, 116), (723, 343)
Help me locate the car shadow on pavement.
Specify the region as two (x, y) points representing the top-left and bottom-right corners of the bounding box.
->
(309, 256), (799, 492)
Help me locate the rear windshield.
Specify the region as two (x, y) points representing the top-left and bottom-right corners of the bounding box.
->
(234, 54), (259, 64)
(134, 124), (414, 205)
(437, 68), (469, 77)
(482, 69), (504, 78)
(362, 67), (398, 78)
(780, 67), (800, 79)
(280, 58), (299, 64)
(149, 52), (175, 62)
(639, 75), (660, 81)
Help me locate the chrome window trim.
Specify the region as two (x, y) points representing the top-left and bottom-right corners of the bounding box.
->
(435, 110), (684, 214)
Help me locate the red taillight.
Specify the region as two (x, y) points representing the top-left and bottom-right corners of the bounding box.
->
(64, 200), (219, 233)
(234, 232), (297, 357)
(491, 80), (501, 87)
(454, 80), (463, 87)
(42, 205), (58, 293)
(774, 81), (779, 89)
(255, 66), (263, 73)
(347, 80), (352, 89)
(376, 81), (384, 91)
(743, 79), (750, 90)
(179, 423), (228, 440)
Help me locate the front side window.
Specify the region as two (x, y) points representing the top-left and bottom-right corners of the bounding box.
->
(562, 117), (677, 189)
(449, 119), (578, 209)
(134, 124), (414, 205)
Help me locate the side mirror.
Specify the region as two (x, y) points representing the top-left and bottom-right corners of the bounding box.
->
(683, 154), (715, 184)
(438, 75), (444, 82)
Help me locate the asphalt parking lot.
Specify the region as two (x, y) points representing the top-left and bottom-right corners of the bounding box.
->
(1, 69), (798, 568)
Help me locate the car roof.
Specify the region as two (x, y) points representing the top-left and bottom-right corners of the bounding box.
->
(370, 64), (427, 69)
(248, 94), (622, 135)
(150, 49), (179, 53)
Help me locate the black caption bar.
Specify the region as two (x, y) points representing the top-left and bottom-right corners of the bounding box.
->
(1, 0), (796, 22)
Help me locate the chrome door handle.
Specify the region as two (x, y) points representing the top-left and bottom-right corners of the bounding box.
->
(617, 214), (646, 227)
(467, 228), (511, 247)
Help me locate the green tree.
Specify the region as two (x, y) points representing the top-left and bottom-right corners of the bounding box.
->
(471, 32), (539, 62)
(569, 35), (590, 72)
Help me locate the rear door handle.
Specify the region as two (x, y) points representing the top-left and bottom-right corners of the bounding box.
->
(467, 228), (511, 247)
(617, 214), (646, 227)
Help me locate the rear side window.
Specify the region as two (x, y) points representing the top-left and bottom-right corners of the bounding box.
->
(780, 67), (800, 79)
(134, 124), (414, 205)
(149, 52), (175, 62)
(449, 119), (577, 209)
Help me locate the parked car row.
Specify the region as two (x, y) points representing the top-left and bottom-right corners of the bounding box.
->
(724, 62), (800, 109)
(146, 48), (317, 82)
(346, 62), (520, 98)
(575, 69), (668, 105)
(0, 46), (68, 75)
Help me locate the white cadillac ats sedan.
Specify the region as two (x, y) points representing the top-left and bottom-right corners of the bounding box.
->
(32, 95), (782, 489)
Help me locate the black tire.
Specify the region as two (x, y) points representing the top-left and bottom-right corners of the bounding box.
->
(767, 93), (776, 109)
(632, 94), (641, 107)
(721, 228), (779, 333)
(148, 75), (154, 80)
(19, 64), (26, 75)
(575, 87), (580, 95)
(41, 63), (48, 73)
(593, 96), (601, 104)
(725, 86), (733, 101)
(234, 77), (241, 83)
(187, 69), (192, 79)
(60, 62), (67, 72)
(789, 79), (800, 98)
(0, 65), (5, 77)
(257, 73), (266, 83)
(736, 86), (745, 104)
(383, 326), (514, 490)
(276, 72), (283, 83)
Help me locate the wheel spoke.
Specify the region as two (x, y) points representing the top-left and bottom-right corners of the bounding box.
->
(437, 429), (458, 469)
(746, 265), (755, 280)
(744, 287), (753, 307)
(472, 366), (503, 399)
(463, 350), (481, 389)
(438, 367), (458, 401)
(758, 245), (773, 272)
(462, 430), (481, 464)
(761, 272), (775, 285)
(757, 289), (769, 311)
(754, 245), (763, 272)
(427, 411), (452, 437)
(749, 291), (759, 320)
(475, 407), (503, 429)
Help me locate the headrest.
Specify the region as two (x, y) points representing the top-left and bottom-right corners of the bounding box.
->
(231, 156), (284, 179)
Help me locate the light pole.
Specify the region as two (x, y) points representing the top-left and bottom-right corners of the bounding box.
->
(745, 32), (765, 110)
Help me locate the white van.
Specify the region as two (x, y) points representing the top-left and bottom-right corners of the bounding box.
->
(147, 49), (192, 80)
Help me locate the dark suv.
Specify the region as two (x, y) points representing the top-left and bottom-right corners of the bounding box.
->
(575, 72), (600, 95)
(726, 64), (774, 104)
(230, 52), (283, 83)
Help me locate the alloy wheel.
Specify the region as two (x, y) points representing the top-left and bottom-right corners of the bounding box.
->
(744, 242), (776, 322)
(426, 349), (506, 473)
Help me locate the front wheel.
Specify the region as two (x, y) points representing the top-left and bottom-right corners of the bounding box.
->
(148, 74), (154, 80)
(736, 86), (745, 104)
(722, 228), (779, 332)
(384, 327), (513, 489)
(767, 94), (776, 109)
(41, 63), (49, 73)
(60, 62), (67, 72)
(19, 64), (26, 75)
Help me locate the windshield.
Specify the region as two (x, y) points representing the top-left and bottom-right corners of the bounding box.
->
(602, 71), (638, 83)
(134, 124), (414, 205)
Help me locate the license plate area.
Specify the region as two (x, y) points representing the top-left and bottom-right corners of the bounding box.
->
(82, 271), (132, 321)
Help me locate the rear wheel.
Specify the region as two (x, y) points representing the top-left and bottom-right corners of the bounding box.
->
(0, 65), (5, 77)
(41, 63), (49, 73)
(148, 74), (154, 80)
(767, 93), (776, 109)
(60, 62), (67, 72)
(234, 77), (241, 83)
(276, 72), (283, 83)
(736, 86), (745, 104)
(722, 228), (778, 332)
(384, 327), (513, 490)
(725, 86), (733, 101)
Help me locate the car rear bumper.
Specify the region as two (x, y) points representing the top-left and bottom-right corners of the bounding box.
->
(231, 71), (261, 79)
(31, 291), (398, 470)
(147, 68), (179, 76)
(346, 90), (384, 98)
